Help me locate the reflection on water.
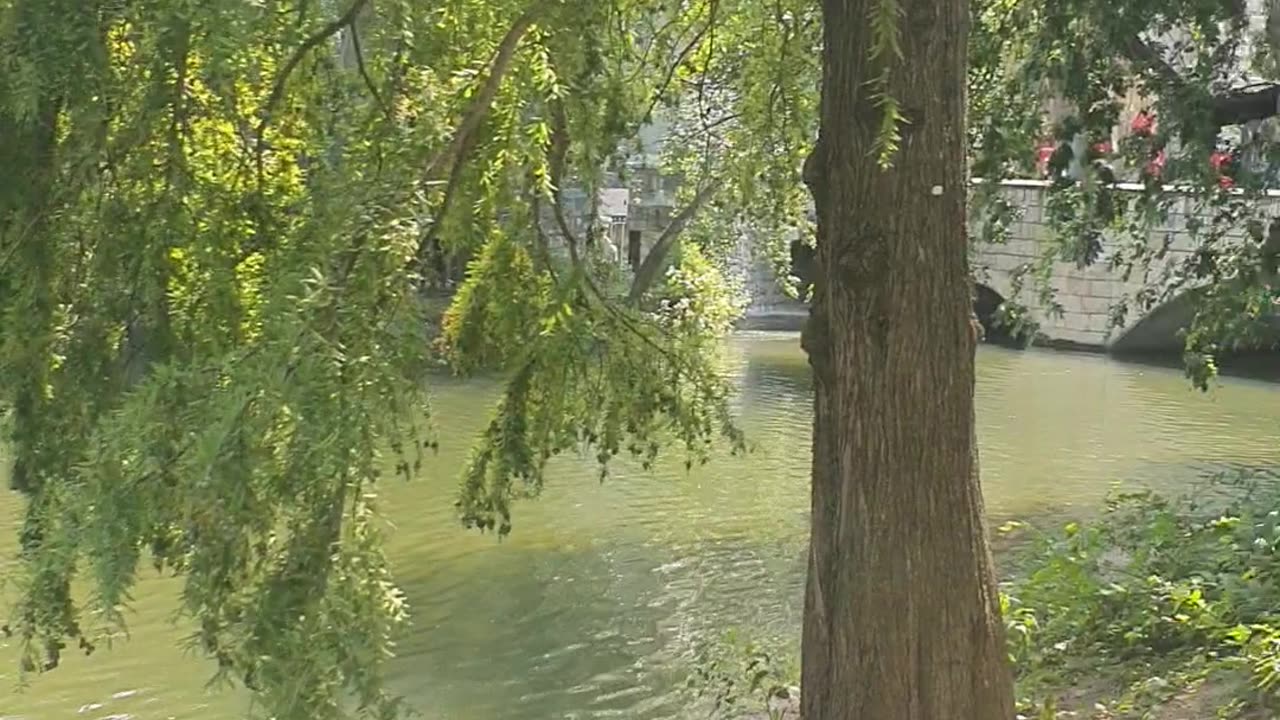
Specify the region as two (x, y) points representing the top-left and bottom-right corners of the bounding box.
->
(3, 333), (1279, 719)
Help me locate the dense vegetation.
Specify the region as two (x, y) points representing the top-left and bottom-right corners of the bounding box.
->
(5, 0), (1280, 717)
(0, 0), (811, 716)
(1003, 472), (1280, 718)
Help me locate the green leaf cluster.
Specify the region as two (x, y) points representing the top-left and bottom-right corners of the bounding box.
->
(1002, 471), (1280, 716)
(0, 0), (801, 715)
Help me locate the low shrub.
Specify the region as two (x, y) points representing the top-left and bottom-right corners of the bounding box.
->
(1004, 470), (1280, 718)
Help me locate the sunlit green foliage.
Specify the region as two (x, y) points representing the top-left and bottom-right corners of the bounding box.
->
(0, 0), (800, 716)
(1002, 473), (1280, 717)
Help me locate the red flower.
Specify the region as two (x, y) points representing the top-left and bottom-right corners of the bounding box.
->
(1091, 141), (1113, 156)
(1036, 143), (1055, 164)
(1209, 151), (1232, 171)
(1130, 112), (1155, 137)
(1218, 175), (1235, 190)
(1144, 149), (1167, 179)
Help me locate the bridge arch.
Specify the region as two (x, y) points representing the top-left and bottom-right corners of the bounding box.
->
(973, 282), (1027, 348)
(1110, 290), (1280, 355)
(1108, 292), (1196, 355)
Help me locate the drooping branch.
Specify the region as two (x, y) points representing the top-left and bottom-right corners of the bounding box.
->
(546, 97), (584, 267)
(411, 9), (539, 278)
(255, 0), (370, 155)
(533, 98), (694, 367)
(537, 48), (725, 289)
(413, 135), (472, 276)
(350, 25), (391, 121)
(663, 111), (741, 146)
(1121, 33), (1280, 128)
(294, 0), (311, 28)
(626, 179), (722, 303)
(421, 9), (538, 181)
(528, 194), (560, 280)
(638, 8), (715, 126)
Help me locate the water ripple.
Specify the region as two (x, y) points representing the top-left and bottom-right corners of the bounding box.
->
(4, 337), (1280, 719)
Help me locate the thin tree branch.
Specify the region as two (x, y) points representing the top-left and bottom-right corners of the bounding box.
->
(539, 96), (672, 358)
(696, 0), (719, 129)
(295, 0), (311, 28)
(515, 102), (694, 368)
(626, 179), (722, 303)
(663, 111), (741, 146)
(383, 37), (409, 108)
(422, 9), (537, 181)
(529, 194), (561, 282)
(350, 24), (391, 121)
(624, 13), (684, 89)
(256, 0), (370, 149)
(408, 9), (539, 279)
(639, 6), (715, 126)
(541, 67), (720, 308)
(546, 98), (583, 267)
(412, 142), (471, 286)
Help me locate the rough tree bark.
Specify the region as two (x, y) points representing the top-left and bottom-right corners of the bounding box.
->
(798, 0), (1014, 718)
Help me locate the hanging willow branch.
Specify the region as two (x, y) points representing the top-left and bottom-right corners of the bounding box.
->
(350, 25), (392, 121)
(867, 0), (906, 167)
(421, 9), (539, 181)
(411, 8), (540, 274)
(256, 0), (372, 152)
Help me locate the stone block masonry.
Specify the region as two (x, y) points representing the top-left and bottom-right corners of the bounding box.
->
(972, 180), (1280, 351)
(734, 180), (1280, 346)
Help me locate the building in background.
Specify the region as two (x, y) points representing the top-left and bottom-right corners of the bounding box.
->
(544, 118), (683, 273)
(542, 116), (803, 324)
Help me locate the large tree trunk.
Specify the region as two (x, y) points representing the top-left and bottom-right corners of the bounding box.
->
(798, 0), (1013, 718)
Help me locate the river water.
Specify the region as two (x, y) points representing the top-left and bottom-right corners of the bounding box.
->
(3, 332), (1279, 720)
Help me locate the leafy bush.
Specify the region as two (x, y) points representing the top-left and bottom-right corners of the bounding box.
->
(688, 630), (799, 719)
(1004, 470), (1280, 717)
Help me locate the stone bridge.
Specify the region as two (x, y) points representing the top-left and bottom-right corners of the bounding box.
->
(741, 180), (1280, 354)
(971, 180), (1280, 353)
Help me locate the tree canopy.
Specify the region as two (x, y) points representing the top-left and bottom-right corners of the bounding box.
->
(0, 0), (812, 716)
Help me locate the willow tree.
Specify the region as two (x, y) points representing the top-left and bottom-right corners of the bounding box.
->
(0, 0), (810, 717)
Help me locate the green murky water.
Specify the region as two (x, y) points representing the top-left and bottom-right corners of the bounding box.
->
(3, 333), (1279, 719)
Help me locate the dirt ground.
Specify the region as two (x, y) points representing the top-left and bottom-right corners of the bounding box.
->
(739, 677), (1275, 719)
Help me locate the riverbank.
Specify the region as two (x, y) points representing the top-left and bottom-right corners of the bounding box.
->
(1000, 475), (1279, 719)
(715, 470), (1280, 720)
